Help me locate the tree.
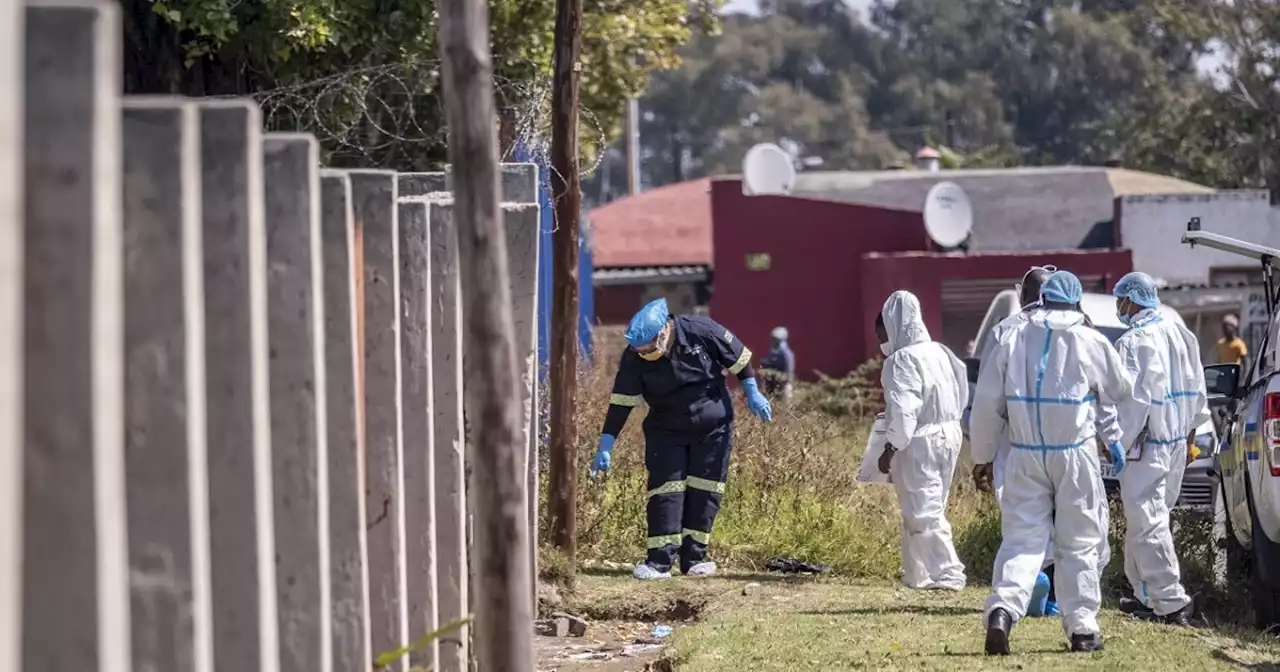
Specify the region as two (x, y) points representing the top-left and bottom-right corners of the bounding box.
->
(584, 0), (1278, 199)
(121, 0), (720, 168)
(1110, 0), (1280, 191)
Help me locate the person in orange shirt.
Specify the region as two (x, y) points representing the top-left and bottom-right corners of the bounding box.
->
(1216, 314), (1248, 364)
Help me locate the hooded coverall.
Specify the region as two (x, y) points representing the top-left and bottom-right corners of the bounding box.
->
(971, 307), (1133, 638)
(881, 291), (969, 590)
(1114, 308), (1209, 615)
(982, 306), (1113, 582)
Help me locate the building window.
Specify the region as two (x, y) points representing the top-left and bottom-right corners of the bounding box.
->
(1209, 267), (1264, 286)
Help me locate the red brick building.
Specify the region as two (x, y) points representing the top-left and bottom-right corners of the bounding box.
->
(590, 166), (1208, 379)
(589, 178), (714, 324)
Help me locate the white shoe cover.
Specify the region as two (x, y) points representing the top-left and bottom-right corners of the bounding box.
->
(688, 561), (718, 577)
(633, 563), (672, 581)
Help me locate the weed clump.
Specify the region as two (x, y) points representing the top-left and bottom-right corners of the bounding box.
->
(542, 327), (990, 579)
(543, 327), (1240, 627)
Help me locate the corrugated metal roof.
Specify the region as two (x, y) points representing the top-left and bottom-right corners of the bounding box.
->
(592, 265), (709, 286)
(786, 166), (1213, 254)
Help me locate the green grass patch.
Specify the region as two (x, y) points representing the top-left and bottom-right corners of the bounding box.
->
(661, 576), (1280, 671)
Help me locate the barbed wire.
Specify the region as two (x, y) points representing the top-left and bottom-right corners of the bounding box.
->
(246, 58), (609, 179)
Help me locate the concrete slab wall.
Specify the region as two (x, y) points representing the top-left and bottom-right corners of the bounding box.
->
(120, 97), (213, 672)
(13, 3), (545, 664)
(348, 170), (409, 670)
(262, 134), (331, 672)
(319, 171), (371, 672)
(198, 99), (280, 672)
(22, 2), (130, 670)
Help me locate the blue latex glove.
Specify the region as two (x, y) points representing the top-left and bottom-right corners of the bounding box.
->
(742, 378), (773, 423)
(1107, 441), (1126, 475)
(592, 435), (615, 476)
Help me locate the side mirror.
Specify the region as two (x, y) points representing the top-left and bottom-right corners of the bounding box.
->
(1205, 363), (1241, 398)
(965, 357), (980, 384)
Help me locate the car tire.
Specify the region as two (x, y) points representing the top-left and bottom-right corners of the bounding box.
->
(1245, 473), (1280, 631)
(1217, 480), (1250, 587)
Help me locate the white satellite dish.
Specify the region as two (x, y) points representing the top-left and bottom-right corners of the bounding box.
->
(742, 143), (796, 196)
(922, 181), (973, 248)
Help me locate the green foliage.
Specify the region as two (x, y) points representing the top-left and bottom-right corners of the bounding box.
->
(588, 0), (1280, 198)
(124, 0), (722, 167)
(794, 359), (883, 419)
(373, 615), (472, 671)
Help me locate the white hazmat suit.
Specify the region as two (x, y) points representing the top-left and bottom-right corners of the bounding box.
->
(971, 305), (1133, 637)
(1114, 307), (1208, 616)
(881, 291), (968, 590)
(980, 307), (1112, 570)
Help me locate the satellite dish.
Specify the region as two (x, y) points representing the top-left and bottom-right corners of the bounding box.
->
(742, 143), (796, 196)
(922, 181), (973, 248)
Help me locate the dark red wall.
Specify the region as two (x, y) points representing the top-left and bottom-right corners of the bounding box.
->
(709, 178), (928, 380)
(595, 284), (646, 325)
(708, 176), (1134, 379)
(858, 249), (1133, 362)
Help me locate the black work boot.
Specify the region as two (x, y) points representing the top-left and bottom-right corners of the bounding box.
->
(985, 608), (1013, 656)
(1070, 632), (1105, 652)
(1160, 602), (1195, 627)
(1119, 596), (1154, 616)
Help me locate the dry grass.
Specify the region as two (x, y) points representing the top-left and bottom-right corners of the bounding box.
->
(541, 330), (1248, 621)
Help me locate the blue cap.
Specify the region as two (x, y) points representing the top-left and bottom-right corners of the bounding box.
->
(1041, 270), (1083, 304)
(625, 298), (670, 347)
(1113, 271), (1160, 309)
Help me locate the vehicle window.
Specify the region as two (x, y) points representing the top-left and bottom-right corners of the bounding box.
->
(973, 292), (1019, 359)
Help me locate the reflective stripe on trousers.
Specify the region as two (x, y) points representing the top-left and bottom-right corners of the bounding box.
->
(643, 423), (732, 573)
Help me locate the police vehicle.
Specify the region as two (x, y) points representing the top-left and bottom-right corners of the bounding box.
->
(1180, 220), (1280, 631)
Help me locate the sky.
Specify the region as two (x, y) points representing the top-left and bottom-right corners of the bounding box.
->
(717, 0), (1230, 86)
(721, 0), (875, 16)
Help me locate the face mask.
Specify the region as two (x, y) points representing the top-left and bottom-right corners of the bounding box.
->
(636, 322), (674, 361)
(880, 342), (892, 357)
(1116, 299), (1133, 326)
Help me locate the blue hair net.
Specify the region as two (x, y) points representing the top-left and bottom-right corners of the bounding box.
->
(1113, 271), (1160, 309)
(1041, 270), (1083, 304)
(625, 298), (670, 347)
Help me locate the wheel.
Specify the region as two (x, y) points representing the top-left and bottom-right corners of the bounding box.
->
(1244, 474), (1280, 630)
(1217, 479), (1251, 586)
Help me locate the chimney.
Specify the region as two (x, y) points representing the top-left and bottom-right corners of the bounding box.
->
(915, 146), (941, 172)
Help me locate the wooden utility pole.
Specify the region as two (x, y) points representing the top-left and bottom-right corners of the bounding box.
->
(548, 0), (584, 563)
(436, 0), (535, 667)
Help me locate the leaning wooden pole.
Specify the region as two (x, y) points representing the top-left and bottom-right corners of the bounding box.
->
(435, 0), (535, 667)
(548, 0), (584, 565)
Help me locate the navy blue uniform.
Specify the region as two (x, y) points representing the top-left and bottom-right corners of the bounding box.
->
(603, 315), (754, 573)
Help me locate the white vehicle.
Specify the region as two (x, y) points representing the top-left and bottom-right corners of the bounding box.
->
(961, 288), (1220, 511)
(1180, 221), (1280, 631)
